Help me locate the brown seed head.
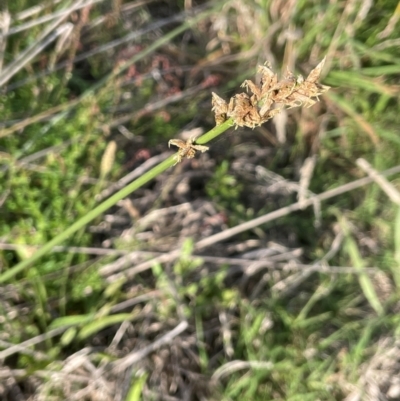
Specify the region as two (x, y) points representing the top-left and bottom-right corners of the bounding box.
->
(212, 57), (330, 128)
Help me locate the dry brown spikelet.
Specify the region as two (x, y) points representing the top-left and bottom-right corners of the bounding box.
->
(212, 57), (330, 129)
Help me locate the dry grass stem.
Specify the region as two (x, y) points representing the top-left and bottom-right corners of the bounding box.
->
(212, 58), (330, 128)
(0, 327), (67, 360)
(0, 10), (10, 73)
(219, 311), (234, 358)
(103, 164), (400, 283)
(356, 158), (400, 205)
(211, 360), (273, 382)
(111, 84), (205, 128)
(378, 4), (400, 39)
(113, 320), (189, 372)
(0, 23), (72, 86)
(298, 155), (317, 208)
(5, 0), (102, 37)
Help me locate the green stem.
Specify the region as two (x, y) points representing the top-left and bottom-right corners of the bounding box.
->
(0, 120), (233, 283)
(196, 118), (233, 145)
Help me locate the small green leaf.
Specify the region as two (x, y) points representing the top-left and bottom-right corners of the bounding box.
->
(393, 206), (400, 290)
(341, 218), (384, 316)
(124, 373), (148, 401)
(78, 313), (135, 340)
(60, 327), (77, 346)
(49, 314), (95, 329)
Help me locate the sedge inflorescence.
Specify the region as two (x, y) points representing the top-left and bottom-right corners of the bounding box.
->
(212, 57), (330, 128)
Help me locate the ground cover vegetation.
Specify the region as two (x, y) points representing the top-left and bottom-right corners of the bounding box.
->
(0, 0), (400, 400)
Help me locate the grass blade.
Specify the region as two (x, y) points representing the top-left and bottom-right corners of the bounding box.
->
(341, 217), (384, 316)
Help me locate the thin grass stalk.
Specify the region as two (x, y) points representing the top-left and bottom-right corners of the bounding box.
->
(0, 8), (10, 73)
(0, 0), (82, 86)
(393, 207), (400, 290)
(6, 7), (208, 92)
(0, 24), (72, 86)
(0, 5), (217, 138)
(5, 0), (103, 37)
(0, 119), (232, 283)
(16, 0), (64, 21)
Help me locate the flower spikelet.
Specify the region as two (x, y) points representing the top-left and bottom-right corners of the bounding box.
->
(212, 57), (330, 128)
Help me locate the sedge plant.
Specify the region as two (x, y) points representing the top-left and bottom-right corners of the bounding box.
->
(1, 58), (329, 283)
